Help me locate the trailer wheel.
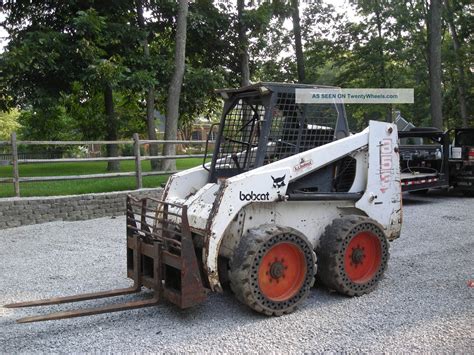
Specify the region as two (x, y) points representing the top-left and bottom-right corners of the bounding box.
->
(229, 225), (316, 316)
(316, 215), (389, 296)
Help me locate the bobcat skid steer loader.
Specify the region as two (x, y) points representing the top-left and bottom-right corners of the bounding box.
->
(5, 83), (402, 322)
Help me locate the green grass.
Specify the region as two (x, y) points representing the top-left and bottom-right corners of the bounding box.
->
(0, 158), (205, 198)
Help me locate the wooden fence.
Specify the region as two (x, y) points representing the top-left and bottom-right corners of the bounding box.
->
(0, 133), (214, 197)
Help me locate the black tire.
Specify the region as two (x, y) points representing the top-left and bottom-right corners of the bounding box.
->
(316, 215), (389, 297)
(229, 225), (316, 316)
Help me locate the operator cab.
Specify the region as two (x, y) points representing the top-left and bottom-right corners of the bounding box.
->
(204, 82), (350, 183)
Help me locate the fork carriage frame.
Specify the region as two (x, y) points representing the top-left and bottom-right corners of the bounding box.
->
(125, 196), (208, 308)
(4, 196), (208, 323)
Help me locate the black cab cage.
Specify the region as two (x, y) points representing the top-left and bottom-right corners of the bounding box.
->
(205, 82), (350, 182)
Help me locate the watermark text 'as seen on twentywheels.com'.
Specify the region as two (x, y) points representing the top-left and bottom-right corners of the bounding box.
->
(296, 88), (415, 104)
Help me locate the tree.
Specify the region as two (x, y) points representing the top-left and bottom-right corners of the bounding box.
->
(136, 0), (159, 170)
(18, 104), (77, 141)
(162, 0), (189, 172)
(74, 8), (133, 171)
(237, 0), (250, 86)
(428, 0), (443, 129)
(291, 0), (305, 82)
(444, 0), (469, 127)
(104, 83), (120, 171)
(0, 109), (20, 140)
(346, 0), (393, 122)
(0, 3), (142, 170)
(390, 0), (432, 126)
(302, 0), (349, 85)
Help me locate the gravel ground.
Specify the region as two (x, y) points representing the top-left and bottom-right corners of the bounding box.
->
(0, 190), (472, 353)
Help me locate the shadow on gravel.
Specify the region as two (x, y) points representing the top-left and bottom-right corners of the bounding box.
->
(402, 189), (472, 205)
(401, 197), (434, 206)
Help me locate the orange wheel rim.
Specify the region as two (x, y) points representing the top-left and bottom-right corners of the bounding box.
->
(258, 242), (307, 301)
(344, 231), (382, 283)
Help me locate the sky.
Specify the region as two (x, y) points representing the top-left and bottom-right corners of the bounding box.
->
(0, 0), (357, 52)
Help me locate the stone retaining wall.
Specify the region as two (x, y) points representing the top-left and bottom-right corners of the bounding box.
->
(0, 188), (163, 229)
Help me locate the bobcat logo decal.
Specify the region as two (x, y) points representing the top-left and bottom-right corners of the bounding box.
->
(271, 175), (286, 189)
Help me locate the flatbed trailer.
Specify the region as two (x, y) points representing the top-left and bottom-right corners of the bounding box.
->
(398, 129), (450, 193)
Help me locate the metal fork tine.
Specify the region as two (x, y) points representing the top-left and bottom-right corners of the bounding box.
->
(16, 297), (159, 323)
(4, 286), (140, 308)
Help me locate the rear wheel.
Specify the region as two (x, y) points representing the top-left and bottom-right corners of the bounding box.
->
(229, 225), (316, 316)
(316, 215), (389, 296)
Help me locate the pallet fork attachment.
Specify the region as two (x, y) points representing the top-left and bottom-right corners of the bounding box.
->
(4, 196), (208, 323)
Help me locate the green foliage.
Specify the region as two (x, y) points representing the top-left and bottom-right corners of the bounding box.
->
(0, 29), (80, 110)
(1, 0), (471, 150)
(0, 0), (242, 143)
(19, 105), (78, 141)
(61, 82), (106, 140)
(180, 66), (226, 125)
(0, 109), (21, 140)
(298, 0), (473, 129)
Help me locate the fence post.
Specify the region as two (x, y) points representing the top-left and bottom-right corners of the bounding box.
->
(133, 133), (143, 189)
(11, 132), (20, 197)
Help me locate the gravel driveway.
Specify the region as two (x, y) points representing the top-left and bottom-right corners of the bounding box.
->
(0, 190), (472, 353)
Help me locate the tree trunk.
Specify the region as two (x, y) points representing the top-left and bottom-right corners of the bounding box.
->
(428, 0), (443, 129)
(104, 84), (120, 172)
(162, 0), (188, 172)
(237, 0), (250, 86)
(136, 0), (159, 170)
(444, 0), (468, 127)
(291, 0), (305, 83)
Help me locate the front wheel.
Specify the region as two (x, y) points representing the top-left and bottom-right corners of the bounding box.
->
(229, 225), (316, 316)
(316, 215), (389, 296)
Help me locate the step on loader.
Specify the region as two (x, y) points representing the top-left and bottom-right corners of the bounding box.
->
(5, 83), (402, 322)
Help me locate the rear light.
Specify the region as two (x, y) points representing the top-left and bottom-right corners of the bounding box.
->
(469, 148), (474, 161)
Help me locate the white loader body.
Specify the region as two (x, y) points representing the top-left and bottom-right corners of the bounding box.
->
(163, 120), (402, 292)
